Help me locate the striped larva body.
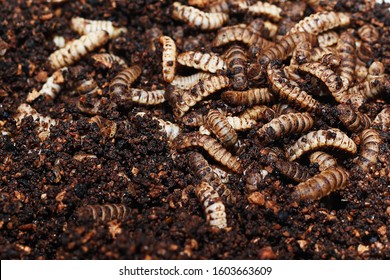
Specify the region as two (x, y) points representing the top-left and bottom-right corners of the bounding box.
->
(119, 89), (166, 105)
(159, 35), (177, 83)
(109, 65), (142, 98)
(182, 111), (206, 127)
(373, 107), (390, 132)
(307, 47), (334, 63)
(317, 31), (339, 47)
(88, 116), (117, 139)
(292, 167), (349, 200)
(357, 24), (379, 43)
(206, 109), (238, 148)
(76, 204), (131, 222)
(75, 78), (100, 96)
(48, 30), (109, 69)
(177, 51), (226, 73)
(225, 45), (248, 90)
(266, 65), (320, 112)
(208, 0), (230, 13)
(356, 41), (375, 64)
(336, 104), (371, 133)
(320, 53), (341, 68)
(175, 133), (243, 173)
(188, 0), (220, 8)
(91, 53), (128, 69)
(26, 67), (68, 102)
(153, 117), (181, 141)
(354, 129), (381, 172)
(171, 2), (228, 30)
(226, 116), (256, 130)
(240, 105), (275, 122)
(246, 1), (282, 22)
(221, 88), (274, 106)
(286, 128), (357, 161)
(287, 11), (351, 35)
(171, 72), (211, 89)
(309, 151), (338, 172)
(195, 181), (227, 229)
(336, 31), (356, 86)
(71, 17), (127, 39)
(272, 103), (297, 117)
(257, 112), (314, 144)
(297, 62), (348, 102)
(167, 75), (230, 118)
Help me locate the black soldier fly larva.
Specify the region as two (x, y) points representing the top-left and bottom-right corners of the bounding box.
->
(153, 117), (181, 142)
(76, 204), (131, 222)
(88, 115), (117, 139)
(177, 51), (227, 73)
(171, 72), (211, 89)
(205, 109), (238, 148)
(353, 129), (381, 172)
(71, 17), (127, 39)
(109, 65), (142, 98)
(372, 107), (390, 132)
(336, 104), (371, 133)
(336, 30), (356, 86)
(221, 88), (274, 106)
(309, 151), (338, 172)
(357, 24), (380, 44)
(91, 53), (128, 69)
(317, 31), (339, 47)
(240, 105), (275, 122)
(225, 45), (249, 90)
(159, 35), (177, 83)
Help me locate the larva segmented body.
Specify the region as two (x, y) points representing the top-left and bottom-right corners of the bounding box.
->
(159, 36), (177, 83)
(177, 51), (226, 73)
(188, 0), (221, 8)
(257, 112), (314, 144)
(354, 129), (381, 172)
(182, 111), (206, 127)
(307, 47), (334, 63)
(208, 0), (230, 13)
(195, 181), (227, 229)
(244, 1), (282, 22)
(336, 104), (371, 133)
(153, 117), (181, 141)
(226, 116), (257, 130)
(225, 45), (249, 90)
(76, 204), (131, 222)
(171, 2), (229, 30)
(206, 109), (238, 148)
(287, 11), (351, 35)
(286, 128), (357, 161)
(167, 74), (230, 118)
(356, 41), (374, 64)
(75, 78), (100, 96)
(357, 24), (379, 43)
(240, 105), (275, 122)
(88, 115), (117, 139)
(109, 65), (142, 98)
(119, 89), (166, 105)
(320, 53), (341, 68)
(272, 103), (297, 117)
(373, 107), (390, 132)
(317, 31), (339, 47)
(48, 30), (109, 69)
(336, 31), (356, 86)
(221, 88), (274, 106)
(71, 17), (127, 39)
(297, 62), (348, 103)
(171, 72), (211, 89)
(292, 167), (349, 200)
(266, 65), (320, 112)
(91, 53), (128, 69)
(175, 133), (243, 173)
(309, 151), (337, 171)
(26, 67), (68, 102)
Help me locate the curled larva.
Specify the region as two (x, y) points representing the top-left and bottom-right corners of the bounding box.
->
(225, 45), (248, 90)
(26, 67), (68, 102)
(15, 103), (57, 141)
(240, 105), (275, 122)
(167, 74), (230, 118)
(372, 107), (390, 132)
(266, 64), (320, 113)
(221, 88), (274, 106)
(171, 72), (211, 89)
(153, 117), (181, 141)
(208, 0), (230, 13)
(177, 51), (226, 73)
(175, 133), (243, 173)
(336, 104), (371, 133)
(317, 31), (339, 47)
(70, 17), (127, 39)
(226, 116), (257, 130)
(257, 112), (314, 144)
(206, 109), (238, 148)
(195, 181), (227, 229)
(88, 115), (117, 139)
(292, 167), (349, 200)
(91, 53), (128, 69)
(336, 31), (356, 86)
(119, 88), (166, 105)
(309, 151), (338, 171)
(76, 204), (131, 222)
(109, 65), (142, 98)
(286, 128), (357, 161)
(48, 30), (109, 69)
(297, 62), (348, 103)
(357, 24), (379, 43)
(354, 129), (381, 172)
(287, 11), (351, 35)
(171, 2), (228, 30)
(159, 35), (177, 83)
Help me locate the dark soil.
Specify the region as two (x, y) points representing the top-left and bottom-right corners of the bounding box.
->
(0, 0), (389, 259)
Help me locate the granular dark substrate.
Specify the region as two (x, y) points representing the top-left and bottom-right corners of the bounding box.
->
(0, 0), (389, 260)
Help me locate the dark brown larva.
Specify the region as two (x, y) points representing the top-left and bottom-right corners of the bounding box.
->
(76, 204), (131, 222)
(336, 104), (371, 133)
(206, 109), (238, 148)
(309, 151), (338, 172)
(336, 31), (356, 86)
(257, 112), (314, 144)
(292, 167), (349, 200)
(109, 65), (142, 98)
(225, 45), (249, 90)
(175, 132), (243, 173)
(354, 129), (381, 172)
(221, 88), (274, 106)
